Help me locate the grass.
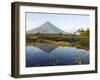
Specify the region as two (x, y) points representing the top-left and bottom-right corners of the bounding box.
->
(26, 34), (89, 50)
(52, 41), (72, 46)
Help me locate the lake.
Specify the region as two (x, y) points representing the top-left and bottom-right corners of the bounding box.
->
(26, 43), (89, 67)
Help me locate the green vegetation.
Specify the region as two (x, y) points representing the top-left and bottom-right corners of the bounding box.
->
(26, 28), (89, 50)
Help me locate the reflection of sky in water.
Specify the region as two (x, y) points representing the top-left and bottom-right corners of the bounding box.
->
(26, 44), (89, 67)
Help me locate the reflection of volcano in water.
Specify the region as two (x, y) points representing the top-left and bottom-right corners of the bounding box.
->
(27, 43), (58, 53)
(26, 43), (89, 67)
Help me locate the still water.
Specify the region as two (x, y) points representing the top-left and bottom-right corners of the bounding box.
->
(26, 43), (89, 67)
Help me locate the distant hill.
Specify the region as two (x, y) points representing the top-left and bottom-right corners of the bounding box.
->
(26, 21), (68, 34)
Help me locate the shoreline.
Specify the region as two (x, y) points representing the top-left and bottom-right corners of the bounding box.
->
(26, 42), (89, 51)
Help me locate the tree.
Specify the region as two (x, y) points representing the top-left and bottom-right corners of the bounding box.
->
(75, 28), (89, 38)
(85, 28), (89, 37)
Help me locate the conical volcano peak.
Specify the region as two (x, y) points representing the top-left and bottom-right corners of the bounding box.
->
(27, 21), (67, 34)
(40, 21), (55, 28)
(40, 21), (51, 25)
(44, 21), (51, 24)
(44, 21), (54, 25)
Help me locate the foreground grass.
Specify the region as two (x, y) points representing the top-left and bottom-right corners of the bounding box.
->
(26, 34), (89, 50)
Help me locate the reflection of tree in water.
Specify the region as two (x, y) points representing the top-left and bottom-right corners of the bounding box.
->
(74, 57), (82, 65)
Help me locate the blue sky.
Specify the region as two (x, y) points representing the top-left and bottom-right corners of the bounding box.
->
(26, 12), (90, 33)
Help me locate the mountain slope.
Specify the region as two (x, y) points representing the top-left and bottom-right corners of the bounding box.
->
(27, 21), (67, 34)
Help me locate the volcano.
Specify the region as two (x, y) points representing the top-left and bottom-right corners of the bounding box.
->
(27, 21), (67, 34)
